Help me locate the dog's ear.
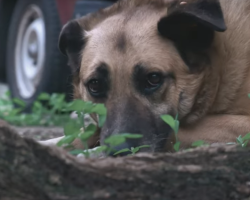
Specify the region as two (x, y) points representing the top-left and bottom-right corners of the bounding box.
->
(158, 0), (226, 50)
(58, 20), (85, 73)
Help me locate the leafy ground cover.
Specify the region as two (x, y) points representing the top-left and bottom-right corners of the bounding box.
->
(0, 91), (249, 157)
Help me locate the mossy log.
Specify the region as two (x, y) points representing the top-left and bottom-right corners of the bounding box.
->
(0, 125), (250, 200)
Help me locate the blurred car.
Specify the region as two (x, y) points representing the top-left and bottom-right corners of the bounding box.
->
(0, 0), (115, 110)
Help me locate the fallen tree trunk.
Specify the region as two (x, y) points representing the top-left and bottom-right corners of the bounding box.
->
(0, 125), (249, 200)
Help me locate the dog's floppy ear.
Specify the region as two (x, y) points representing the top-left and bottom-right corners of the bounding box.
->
(158, 0), (226, 50)
(58, 20), (85, 73)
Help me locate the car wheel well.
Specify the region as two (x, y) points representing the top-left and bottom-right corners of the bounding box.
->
(0, 0), (18, 81)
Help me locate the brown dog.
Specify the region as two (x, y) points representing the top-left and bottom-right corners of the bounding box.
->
(58, 0), (250, 154)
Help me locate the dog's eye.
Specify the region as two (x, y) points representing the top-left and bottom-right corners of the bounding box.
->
(87, 79), (103, 96)
(146, 73), (162, 88)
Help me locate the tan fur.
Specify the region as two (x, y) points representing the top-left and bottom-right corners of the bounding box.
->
(176, 0), (250, 148)
(69, 0), (250, 150)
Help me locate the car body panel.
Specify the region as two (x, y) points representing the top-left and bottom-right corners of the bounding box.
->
(73, 0), (115, 19)
(55, 0), (77, 25)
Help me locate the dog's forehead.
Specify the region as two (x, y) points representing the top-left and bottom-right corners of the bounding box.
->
(80, 6), (179, 78)
(87, 7), (166, 46)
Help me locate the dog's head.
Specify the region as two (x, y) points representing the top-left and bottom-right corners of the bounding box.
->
(59, 0), (226, 154)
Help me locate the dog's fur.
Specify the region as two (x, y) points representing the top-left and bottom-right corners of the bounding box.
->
(58, 0), (250, 153)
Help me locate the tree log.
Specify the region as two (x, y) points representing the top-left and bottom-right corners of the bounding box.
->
(0, 125), (250, 200)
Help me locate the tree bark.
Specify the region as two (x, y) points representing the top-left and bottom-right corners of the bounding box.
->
(0, 125), (249, 200)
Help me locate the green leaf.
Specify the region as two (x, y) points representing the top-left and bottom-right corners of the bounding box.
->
(248, 94), (250, 99)
(98, 115), (106, 127)
(13, 98), (26, 108)
(161, 115), (177, 133)
(66, 100), (90, 112)
(75, 111), (83, 120)
(49, 93), (65, 105)
(90, 104), (107, 115)
(85, 123), (97, 133)
(63, 121), (81, 136)
(236, 135), (243, 144)
(137, 145), (151, 150)
(57, 135), (76, 147)
(104, 135), (126, 147)
(174, 141), (180, 152)
(120, 133), (143, 139)
(243, 140), (249, 147)
(175, 113), (179, 121)
(83, 101), (95, 113)
(91, 146), (108, 154)
(175, 120), (180, 135)
(80, 124), (97, 141)
(131, 147), (140, 154)
(104, 134), (143, 147)
(242, 133), (250, 141)
(32, 101), (43, 113)
(129, 145), (151, 155)
(113, 148), (131, 156)
(191, 140), (205, 147)
(10, 108), (22, 115)
(37, 93), (50, 100)
(69, 149), (85, 155)
(48, 94), (66, 110)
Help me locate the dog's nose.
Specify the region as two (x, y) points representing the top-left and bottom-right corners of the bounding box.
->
(108, 142), (132, 157)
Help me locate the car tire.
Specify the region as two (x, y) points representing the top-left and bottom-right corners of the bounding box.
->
(6, 0), (71, 111)
(0, 3), (6, 81)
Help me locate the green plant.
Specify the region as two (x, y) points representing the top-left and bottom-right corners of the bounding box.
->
(104, 134), (149, 156)
(161, 114), (180, 151)
(225, 133), (250, 148)
(56, 100), (151, 157)
(235, 133), (250, 147)
(3, 90), (250, 158)
(0, 91), (151, 157)
(161, 114), (211, 151)
(70, 134), (150, 157)
(56, 99), (107, 157)
(0, 91), (72, 126)
(66, 93), (250, 155)
(113, 145), (151, 156)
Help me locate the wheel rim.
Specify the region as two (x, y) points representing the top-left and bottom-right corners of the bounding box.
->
(15, 5), (46, 99)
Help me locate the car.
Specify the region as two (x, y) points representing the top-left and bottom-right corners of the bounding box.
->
(0, 0), (115, 110)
